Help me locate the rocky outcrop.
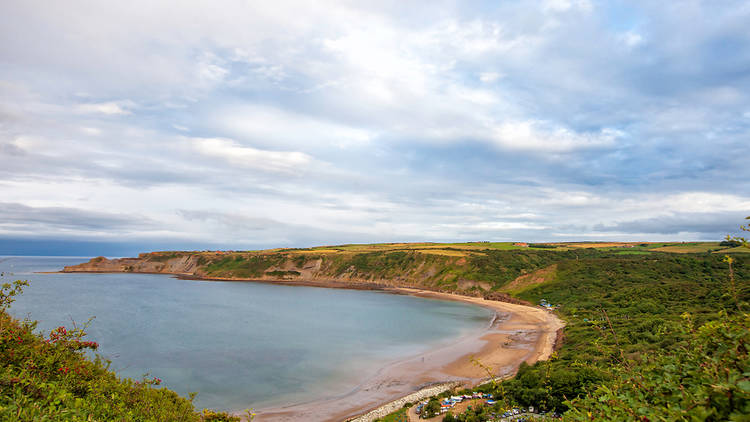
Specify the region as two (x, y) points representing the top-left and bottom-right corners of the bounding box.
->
(63, 254), (202, 275)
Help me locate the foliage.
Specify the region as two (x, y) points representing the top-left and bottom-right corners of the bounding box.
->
(726, 216), (750, 247)
(437, 251), (749, 420)
(0, 279), (28, 313)
(147, 252), (185, 262)
(422, 397), (441, 418)
(374, 407), (408, 422)
(564, 312), (750, 421)
(197, 248), (597, 293)
(0, 281), (240, 422)
(528, 243), (558, 249)
(264, 270), (301, 278)
(203, 254), (286, 278)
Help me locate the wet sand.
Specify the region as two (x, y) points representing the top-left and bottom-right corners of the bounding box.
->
(252, 288), (564, 422)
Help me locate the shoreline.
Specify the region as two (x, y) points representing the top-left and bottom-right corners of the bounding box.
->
(250, 287), (563, 422)
(344, 288), (564, 422)
(58, 270), (564, 421)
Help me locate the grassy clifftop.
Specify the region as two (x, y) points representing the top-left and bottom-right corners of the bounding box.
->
(64, 241), (748, 296)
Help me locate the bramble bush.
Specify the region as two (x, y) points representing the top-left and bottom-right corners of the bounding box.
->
(564, 311), (749, 421)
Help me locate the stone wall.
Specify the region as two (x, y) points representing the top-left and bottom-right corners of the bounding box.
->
(346, 381), (463, 422)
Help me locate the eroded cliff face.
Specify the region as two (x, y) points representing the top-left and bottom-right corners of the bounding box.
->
(63, 253), (438, 288)
(63, 254), (203, 275)
(63, 249), (564, 295)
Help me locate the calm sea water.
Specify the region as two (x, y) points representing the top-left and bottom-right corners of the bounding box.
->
(1, 256), (492, 411)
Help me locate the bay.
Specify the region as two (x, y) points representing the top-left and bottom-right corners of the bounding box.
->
(1, 256), (492, 412)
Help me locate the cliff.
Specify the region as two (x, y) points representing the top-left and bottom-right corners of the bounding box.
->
(65, 241), (742, 294)
(62, 244), (587, 294)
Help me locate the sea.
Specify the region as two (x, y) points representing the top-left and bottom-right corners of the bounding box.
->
(0, 256), (492, 412)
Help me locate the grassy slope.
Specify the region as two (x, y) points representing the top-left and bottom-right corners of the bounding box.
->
(195, 249), (594, 293)
(155, 242), (746, 296)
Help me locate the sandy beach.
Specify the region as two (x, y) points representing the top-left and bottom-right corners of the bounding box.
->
(252, 287), (564, 422)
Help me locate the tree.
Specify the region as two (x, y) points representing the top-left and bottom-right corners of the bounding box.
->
(422, 398), (441, 418)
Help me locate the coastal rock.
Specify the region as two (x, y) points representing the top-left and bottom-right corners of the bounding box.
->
(346, 381), (462, 422)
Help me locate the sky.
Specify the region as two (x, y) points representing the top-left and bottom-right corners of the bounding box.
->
(1, 0), (749, 255)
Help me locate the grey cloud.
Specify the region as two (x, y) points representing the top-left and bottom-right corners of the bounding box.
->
(0, 1), (749, 251)
(593, 212), (748, 236)
(177, 210), (285, 232)
(0, 202), (152, 232)
(0, 142), (25, 156)
(175, 209), (404, 249)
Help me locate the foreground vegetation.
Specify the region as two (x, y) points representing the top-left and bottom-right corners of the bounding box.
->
(0, 281), (245, 421)
(505, 252), (749, 419)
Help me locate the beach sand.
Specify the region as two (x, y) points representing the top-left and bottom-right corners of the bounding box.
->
(252, 288), (564, 422)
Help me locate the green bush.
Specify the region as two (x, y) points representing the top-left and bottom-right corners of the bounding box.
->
(565, 312), (750, 421)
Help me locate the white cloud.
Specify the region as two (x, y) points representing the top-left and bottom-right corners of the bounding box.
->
(652, 192), (750, 214)
(619, 31), (644, 48)
(542, 0), (593, 13)
(80, 127), (101, 135)
(190, 137), (313, 173)
(444, 221), (549, 231)
(212, 105), (375, 149)
(75, 101), (133, 115)
(479, 72), (502, 83)
(491, 121), (621, 152)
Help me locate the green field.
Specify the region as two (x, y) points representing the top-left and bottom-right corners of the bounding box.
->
(374, 407), (409, 422)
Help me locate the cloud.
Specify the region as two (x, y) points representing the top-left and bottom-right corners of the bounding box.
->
(0, 142), (25, 156)
(209, 105), (375, 150)
(491, 121), (621, 152)
(190, 137), (313, 173)
(0, 202), (151, 236)
(1, 1), (749, 251)
(619, 31), (644, 48)
(177, 210), (285, 232)
(479, 72), (502, 83)
(75, 101), (134, 115)
(542, 0), (592, 13)
(592, 212), (748, 236)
